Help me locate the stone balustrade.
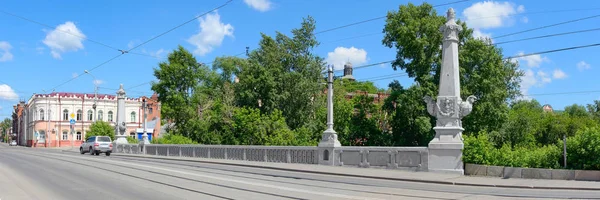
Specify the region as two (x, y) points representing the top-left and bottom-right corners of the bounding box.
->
(114, 143), (428, 171)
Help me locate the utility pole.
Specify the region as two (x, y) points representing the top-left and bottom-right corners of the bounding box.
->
(141, 99), (150, 145)
(84, 70), (98, 122)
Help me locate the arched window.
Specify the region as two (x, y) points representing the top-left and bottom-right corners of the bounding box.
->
(108, 111), (113, 122)
(131, 112), (136, 122)
(39, 109), (45, 121)
(63, 109), (69, 120)
(87, 110), (93, 121)
(98, 110), (104, 121)
(76, 110), (82, 121)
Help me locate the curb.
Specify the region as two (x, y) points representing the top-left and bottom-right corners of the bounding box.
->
(107, 153), (600, 191)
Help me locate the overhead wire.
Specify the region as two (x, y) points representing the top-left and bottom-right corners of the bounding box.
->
(0, 10), (156, 58)
(44, 0), (234, 92)
(493, 28), (600, 45)
(314, 0), (471, 35)
(492, 14), (600, 39)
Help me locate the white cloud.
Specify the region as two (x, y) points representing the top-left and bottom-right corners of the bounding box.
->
(187, 11), (234, 56)
(43, 21), (86, 59)
(93, 80), (104, 86)
(243, 0), (272, 12)
(537, 71), (551, 84)
(72, 73), (78, 78)
(325, 46), (368, 70)
(463, 1), (525, 29)
(552, 69), (567, 79)
(577, 61), (591, 71)
(517, 5), (525, 13)
(0, 84), (19, 101)
(516, 51), (549, 68)
(521, 17), (529, 23)
(0, 41), (14, 62)
(472, 29), (493, 42)
(151, 49), (165, 58)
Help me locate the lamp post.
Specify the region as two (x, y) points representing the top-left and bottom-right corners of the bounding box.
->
(42, 89), (53, 148)
(84, 70), (98, 122)
(141, 99), (150, 145)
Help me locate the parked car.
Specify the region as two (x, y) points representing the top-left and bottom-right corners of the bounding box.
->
(9, 140), (17, 146)
(80, 136), (112, 156)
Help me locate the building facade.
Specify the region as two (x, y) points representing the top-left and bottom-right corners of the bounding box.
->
(13, 92), (161, 147)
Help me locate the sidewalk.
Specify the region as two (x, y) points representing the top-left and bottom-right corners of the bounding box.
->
(72, 150), (599, 191)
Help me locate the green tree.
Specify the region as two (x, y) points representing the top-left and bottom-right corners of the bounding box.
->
(235, 16), (324, 130)
(0, 118), (11, 142)
(151, 46), (211, 139)
(86, 121), (115, 141)
(384, 82), (433, 146)
(564, 104), (589, 118)
(493, 100), (543, 148)
(382, 3), (522, 136)
(342, 81), (379, 94)
(587, 100), (600, 122)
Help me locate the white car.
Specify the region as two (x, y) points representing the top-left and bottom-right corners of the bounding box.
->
(80, 136), (113, 156)
(9, 140), (16, 146)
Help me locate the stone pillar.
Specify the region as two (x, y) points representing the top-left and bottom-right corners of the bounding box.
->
(423, 8), (477, 175)
(318, 65), (341, 165)
(114, 84), (129, 144)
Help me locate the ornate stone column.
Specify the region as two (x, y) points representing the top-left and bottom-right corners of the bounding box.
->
(423, 8), (477, 174)
(318, 65), (341, 165)
(114, 84), (129, 144)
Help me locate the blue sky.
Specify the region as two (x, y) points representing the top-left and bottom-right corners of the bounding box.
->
(1, 0), (599, 118)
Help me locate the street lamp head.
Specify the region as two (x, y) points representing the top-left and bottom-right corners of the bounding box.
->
(84, 70), (90, 74)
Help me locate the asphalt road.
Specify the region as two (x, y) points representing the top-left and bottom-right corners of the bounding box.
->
(1, 145), (599, 200)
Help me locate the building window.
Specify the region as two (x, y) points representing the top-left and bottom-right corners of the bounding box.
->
(77, 132), (82, 140)
(131, 112), (136, 122)
(149, 107), (153, 114)
(40, 109), (45, 121)
(76, 110), (82, 121)
(108, 111), (113, 122)
(39, 130), (46, 139)
(87, 110), (93, 121)
(98, 110), (103, 121)
(63, 109), (69, 120)
(62, 131), (68, 140)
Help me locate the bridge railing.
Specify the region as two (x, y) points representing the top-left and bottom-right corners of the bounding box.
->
(115, 143), (319, 164)
(113, 143), (428, 170)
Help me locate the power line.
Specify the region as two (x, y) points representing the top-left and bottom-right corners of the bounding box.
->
(0, 10), (120, 51)
(0, 9), (156, 59)
(45, 0), (234, 92)
(126, 0), (233, 53)
(525, 90), (600, 97)
(314, 0), (470, 35)
(494, 28), (600, 45)
(493, 14), (600, 39)
(462, 7), (600, 22)
(125, 50), (247, 90)
(505, 43), (600, 60)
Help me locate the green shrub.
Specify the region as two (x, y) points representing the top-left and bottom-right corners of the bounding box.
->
(153, 133), (197, 144)
(565, 126), (600, 170)
(464, 131), (560, 168)
(86, 121), (115, 141)
(127, 137), (139, 144)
